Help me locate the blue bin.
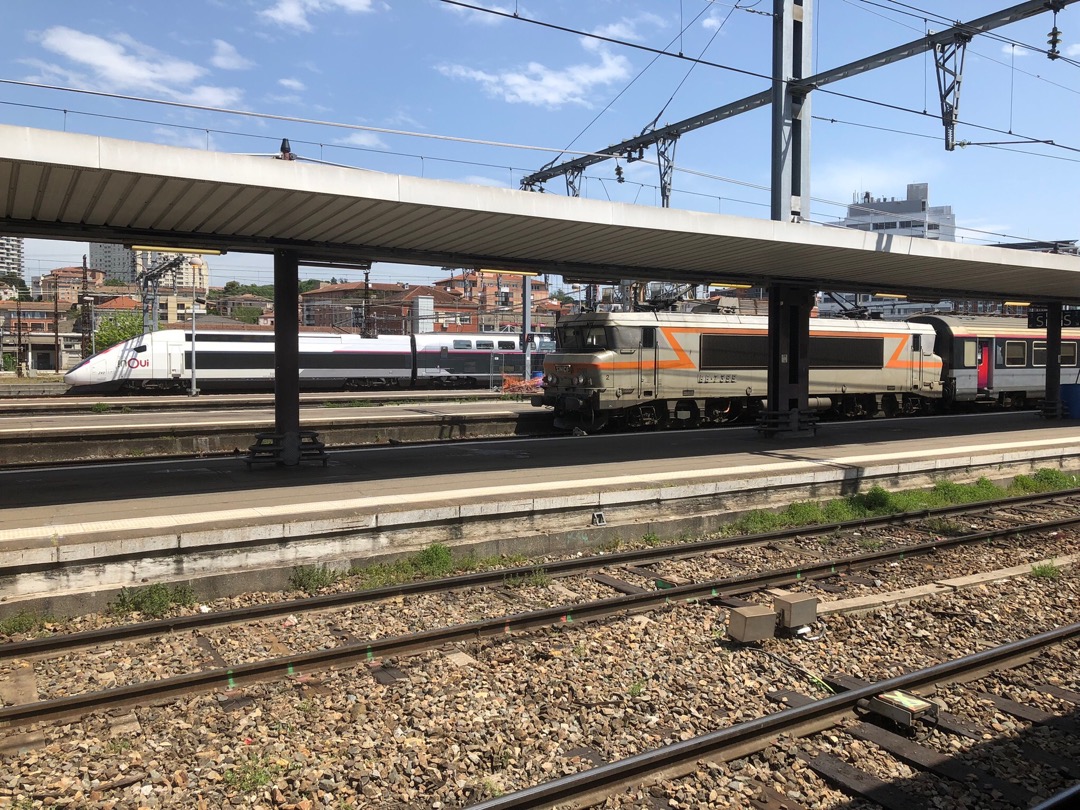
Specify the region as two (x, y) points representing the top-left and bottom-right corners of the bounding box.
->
(1061, 383), (1080, 418)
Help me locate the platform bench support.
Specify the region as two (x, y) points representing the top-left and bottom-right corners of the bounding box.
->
(244, 430), (327, 468)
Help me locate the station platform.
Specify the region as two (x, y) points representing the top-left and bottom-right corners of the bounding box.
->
(2, 412), (1079, 616)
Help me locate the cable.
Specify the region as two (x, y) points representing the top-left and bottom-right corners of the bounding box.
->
(437, 0), (774, 83)
(645, 1), (739, 132)
(0, 79), (641, 163)
(543, 1), (717, 168)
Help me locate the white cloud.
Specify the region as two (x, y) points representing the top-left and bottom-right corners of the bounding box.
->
(1066, 43), (1080, 57)
(36, 27), (204, 88)
(181, 85), (245, 107)
(151, 127), (216, 150)
(1001, 43), (1029, 57)
(28, 27), (242, 107)
(211, 40), (254, 70)
(438, 50), (631, 107)
(592, 13), (666, 43)
(259, 0), (376, 32)
(702, 11), (725, 31)
(442, 1), (520, 26)
(279, 77), (306, 91)
(336, 131), (387, 149)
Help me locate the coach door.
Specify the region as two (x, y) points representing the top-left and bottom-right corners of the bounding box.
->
(639, 326), (658, 397)
(977, 339), (992, 390)
(910, 333), (922, 389)
(169, 345), (183, 379)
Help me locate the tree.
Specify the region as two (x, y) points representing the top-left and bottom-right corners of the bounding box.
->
(95, 311), (144, 352)
(222, 280), (241, 295)
(232, 306), (264, 325)
(0, 273), (29, 299)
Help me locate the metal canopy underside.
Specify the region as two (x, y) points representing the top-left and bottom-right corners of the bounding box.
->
(1, 125), (1078, 304)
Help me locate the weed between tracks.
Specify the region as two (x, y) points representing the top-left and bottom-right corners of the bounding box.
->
(7, 469), (1075, 636)
(108, 582), (197, 619)
(1031, 562), (1063, 580)
(288, 543), (532, 595)
(283, 470), (1077, 597)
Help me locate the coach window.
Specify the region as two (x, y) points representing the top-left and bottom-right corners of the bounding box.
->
(476, 340), (494, 350)
(1061, 342), (1077, 366)
(961, 340), (978, 368)
(498, 341), (516, 350)
(453, 340), (472, 349)
(1003, 340), (1027, 367)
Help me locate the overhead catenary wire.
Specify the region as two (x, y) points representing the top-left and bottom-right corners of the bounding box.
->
(3, 3), (1077, 264)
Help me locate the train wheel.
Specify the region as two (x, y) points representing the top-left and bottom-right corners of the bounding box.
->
(705, 398), (742, 424)
(881, 393), (899, 418)
(580, 409), (610, 433)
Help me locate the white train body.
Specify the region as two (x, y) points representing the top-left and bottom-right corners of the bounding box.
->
(65, 329), (550, 393)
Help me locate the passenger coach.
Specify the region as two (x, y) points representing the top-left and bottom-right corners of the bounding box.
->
(910, 315), (1080, 408)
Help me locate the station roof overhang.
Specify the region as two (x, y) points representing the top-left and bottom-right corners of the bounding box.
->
(1, 124), (1078, 305)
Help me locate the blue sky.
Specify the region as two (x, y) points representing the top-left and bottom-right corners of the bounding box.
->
(2, 0), (1078, 289)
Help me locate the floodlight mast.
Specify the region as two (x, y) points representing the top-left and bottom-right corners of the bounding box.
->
(519, 0), (1076, 193)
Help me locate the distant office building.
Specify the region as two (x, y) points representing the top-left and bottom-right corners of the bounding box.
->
(89, 243), (209, 291)
(837, 182), (955, 241)
(0, 236), (24, 279)
(88, 243), (136, 283)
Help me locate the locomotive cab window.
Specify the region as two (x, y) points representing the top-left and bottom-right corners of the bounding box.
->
(1003, 340), (1027, 367)
(560, 326), (611, 350)
(641, 327), (656, 350)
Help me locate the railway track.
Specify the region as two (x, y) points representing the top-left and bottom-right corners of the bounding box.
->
(1, 503), (1076, 807)
(2, 492), (1077, 731)
(0, 388), (510, 416)
(470, 623), (1080, 809)
(4, 487), (1079, 660)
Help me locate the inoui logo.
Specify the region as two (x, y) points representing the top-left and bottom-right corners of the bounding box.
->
(126, 358), (150, 369)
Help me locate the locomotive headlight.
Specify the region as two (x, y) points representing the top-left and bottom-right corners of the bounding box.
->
(574, 372), (587, 386)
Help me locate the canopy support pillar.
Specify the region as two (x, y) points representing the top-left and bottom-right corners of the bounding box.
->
(758, 284), (817, 438)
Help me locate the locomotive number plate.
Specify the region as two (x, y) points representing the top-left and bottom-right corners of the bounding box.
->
(555, 364), (572, 372)
(698, 374), (737, 384)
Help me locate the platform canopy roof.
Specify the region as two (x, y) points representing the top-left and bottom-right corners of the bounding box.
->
(1, 125), (1078, 304)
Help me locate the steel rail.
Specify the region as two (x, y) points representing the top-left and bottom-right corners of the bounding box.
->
(2, 511), (1077, 729)
(470, 622), (1080, 810)
(3, 488), (1077, 661)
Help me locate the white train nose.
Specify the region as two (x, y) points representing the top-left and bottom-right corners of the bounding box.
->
(64, 357), (96, 386)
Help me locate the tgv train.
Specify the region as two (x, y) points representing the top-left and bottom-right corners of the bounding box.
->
(64, 328), (552, 393)
(531, 312), (1080, 430)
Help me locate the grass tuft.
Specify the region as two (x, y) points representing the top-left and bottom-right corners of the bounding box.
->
(1030, 562), (1062, 580)
(0, 611), (52, 637)
(717, 469), (1076, 539)
(109, 583), (196, 619)
(288, 565), (342, 595)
